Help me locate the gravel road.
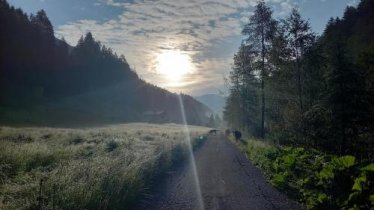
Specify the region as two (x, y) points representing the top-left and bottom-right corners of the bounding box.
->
(135, 134), (301, 210)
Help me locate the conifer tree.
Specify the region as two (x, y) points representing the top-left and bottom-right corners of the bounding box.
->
(241, 0), (276, 138)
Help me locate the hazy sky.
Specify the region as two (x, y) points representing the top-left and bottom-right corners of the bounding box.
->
(9, 0), (358, 95)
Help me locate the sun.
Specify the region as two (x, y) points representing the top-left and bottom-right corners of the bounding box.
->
(156, 50), (192, 83)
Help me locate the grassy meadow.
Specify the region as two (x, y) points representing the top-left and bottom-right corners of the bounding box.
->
(0, 123), (210, 210)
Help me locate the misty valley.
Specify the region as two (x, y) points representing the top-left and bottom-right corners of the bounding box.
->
(0, 0), (373, 209)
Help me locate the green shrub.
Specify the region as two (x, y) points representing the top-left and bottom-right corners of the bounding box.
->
(106, 140), (119, 152)
(192, 136), (206, 150)
(231, 137), (374, 209)
(144, 135), (155, 141)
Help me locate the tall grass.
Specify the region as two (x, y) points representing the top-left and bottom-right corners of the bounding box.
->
(0, 123), (209, 209)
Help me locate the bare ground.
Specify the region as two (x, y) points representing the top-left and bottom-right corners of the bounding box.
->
(135, 134), (301, 210)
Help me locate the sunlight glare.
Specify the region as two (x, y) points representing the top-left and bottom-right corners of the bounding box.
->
(177, 94), (204, 210)
(156, 50), (192, 83)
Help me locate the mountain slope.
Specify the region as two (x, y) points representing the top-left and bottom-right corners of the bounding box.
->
(0, 0), (211, 126)
(195, 94), (225, 116)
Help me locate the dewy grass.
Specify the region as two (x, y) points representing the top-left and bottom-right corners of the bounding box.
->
(0, 123), (209, 210)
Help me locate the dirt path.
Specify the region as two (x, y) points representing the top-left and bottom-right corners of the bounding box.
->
(135, 134), (301, 210)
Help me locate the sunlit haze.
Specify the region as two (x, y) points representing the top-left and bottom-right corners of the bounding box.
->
(156, 50), (194, 86)
(7, 0), (359, 95)
(1, 0), (373, 209)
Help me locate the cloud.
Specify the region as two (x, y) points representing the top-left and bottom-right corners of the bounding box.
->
(56, 0), (297, 95)
(347, 0), (359, 6)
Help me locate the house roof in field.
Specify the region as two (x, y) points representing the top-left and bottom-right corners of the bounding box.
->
(143, 110), (165, 116)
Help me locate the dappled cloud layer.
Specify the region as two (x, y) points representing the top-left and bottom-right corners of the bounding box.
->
(56, 0), (298, 94)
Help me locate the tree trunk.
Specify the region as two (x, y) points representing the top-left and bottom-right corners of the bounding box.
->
(261, 77), (265, 138)
(261, 25), (266, 139)
(296, 57), (303, 113)
(296, 54), (305, 143)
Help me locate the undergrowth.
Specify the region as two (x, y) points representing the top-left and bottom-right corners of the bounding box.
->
(229, 135), (374, 210)
(0, 123), (209, 210)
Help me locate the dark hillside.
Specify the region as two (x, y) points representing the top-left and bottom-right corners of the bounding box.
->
(0, 0), (212, 126)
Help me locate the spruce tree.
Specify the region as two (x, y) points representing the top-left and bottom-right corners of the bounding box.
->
(241, 0), (276, 138)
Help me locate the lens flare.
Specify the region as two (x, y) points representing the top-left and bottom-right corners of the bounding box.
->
(177, 94), (204, 210)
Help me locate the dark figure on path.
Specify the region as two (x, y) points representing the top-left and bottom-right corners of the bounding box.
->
(225, 129), (231, 136)
(234, 130), (242, 141)
(209, 129), (218, 135)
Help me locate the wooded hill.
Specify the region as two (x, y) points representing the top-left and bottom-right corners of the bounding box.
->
(224, 0), (374, 159)
(0, 0), (212, 126)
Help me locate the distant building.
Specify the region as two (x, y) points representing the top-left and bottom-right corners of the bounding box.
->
(142, 110), (166, 123)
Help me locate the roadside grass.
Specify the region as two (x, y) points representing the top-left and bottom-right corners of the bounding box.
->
(228, 135), (374, 210)
(0, 123), (209, 210)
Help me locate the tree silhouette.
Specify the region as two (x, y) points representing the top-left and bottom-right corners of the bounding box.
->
(241, 0), (276, 138)
(0, 1), (211, 126)
(225, 0), (374, 157)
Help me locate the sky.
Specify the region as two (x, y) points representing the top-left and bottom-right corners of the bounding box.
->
(8, 0), (358, 96)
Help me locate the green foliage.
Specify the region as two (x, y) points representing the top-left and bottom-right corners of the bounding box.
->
(362, 164), (374, 172)
(232, 137), (373, 209)
(192, 135), (207, 150)
(226, 6), (374, 209)
(225, 0), (374, 158)
(105, 139), (119, 152)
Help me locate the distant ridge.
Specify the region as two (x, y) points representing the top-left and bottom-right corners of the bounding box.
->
(0, 0), (212, 126)
(194, 94), (225, 116)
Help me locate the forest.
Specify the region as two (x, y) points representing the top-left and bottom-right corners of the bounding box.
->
(224, 0), (374, 160)
(0, 0), (212, 126)
(224, 1), (374, 208)
(1, 0), (373, 208)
